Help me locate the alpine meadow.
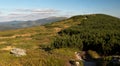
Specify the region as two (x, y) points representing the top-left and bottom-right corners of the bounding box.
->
(0, 0), (120, 66)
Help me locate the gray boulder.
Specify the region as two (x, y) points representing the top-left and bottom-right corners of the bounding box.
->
(10, 48), (26, 57)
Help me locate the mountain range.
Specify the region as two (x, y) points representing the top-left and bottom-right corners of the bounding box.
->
(0, 17), (67, 31)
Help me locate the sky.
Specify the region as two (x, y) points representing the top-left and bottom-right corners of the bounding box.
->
(0, 0), (120, 22)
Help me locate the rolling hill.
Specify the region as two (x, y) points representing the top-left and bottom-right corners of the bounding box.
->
(0, 14), (119, 66)
(53, 14), (120, 55)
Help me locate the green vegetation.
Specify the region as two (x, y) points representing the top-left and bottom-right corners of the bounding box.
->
(51, 35), (83, 50)
(0, 14), (120, 66)
(52, 14), (120, 55)
(0, 15), (80, 66)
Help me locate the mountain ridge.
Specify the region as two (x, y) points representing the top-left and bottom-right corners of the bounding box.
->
(0, 17), (67, 31)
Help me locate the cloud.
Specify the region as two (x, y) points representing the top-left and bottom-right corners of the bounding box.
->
(0, 11), (3, 15)
(0, 9), (61, 22)
(15, 8), (59, 14)
(31, 9), (59, 14)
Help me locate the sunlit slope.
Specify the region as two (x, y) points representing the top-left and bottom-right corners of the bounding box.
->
(0, 14), (84, 66)
(0, 14), (119, 66)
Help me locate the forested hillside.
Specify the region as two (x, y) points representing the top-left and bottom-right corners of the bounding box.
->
(52, 14), (120, 55)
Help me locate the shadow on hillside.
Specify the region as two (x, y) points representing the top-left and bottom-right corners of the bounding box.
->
(39, 44), (53, 53)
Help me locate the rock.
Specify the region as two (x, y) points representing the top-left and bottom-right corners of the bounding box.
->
(10, 48), (26, 57)
(69, 59), (81, 66)
(75, 52), (83, 61)
(75, 61), (80, 66)
(69, 59), (76, 66)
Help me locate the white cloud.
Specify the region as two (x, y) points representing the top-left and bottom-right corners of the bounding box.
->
(0, 8), (61, 22)
(0, 11), (3, 15)
(14, 8), (59, 14)
(31, 9), (59, 14)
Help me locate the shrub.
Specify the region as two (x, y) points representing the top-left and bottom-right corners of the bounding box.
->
(51, 35), (83, 50)
(57, 14), (120, 55)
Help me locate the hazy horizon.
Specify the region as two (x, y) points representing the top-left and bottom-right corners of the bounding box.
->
(0, 0), (119, 22)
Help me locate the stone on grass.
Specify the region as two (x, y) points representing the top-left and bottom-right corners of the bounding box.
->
(75, 52), (83, 61)
(10, 48), (26, 57)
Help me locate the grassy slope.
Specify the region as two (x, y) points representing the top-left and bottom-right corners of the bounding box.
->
(0, 14), (119, 66)
(0, 16), (82, 66)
